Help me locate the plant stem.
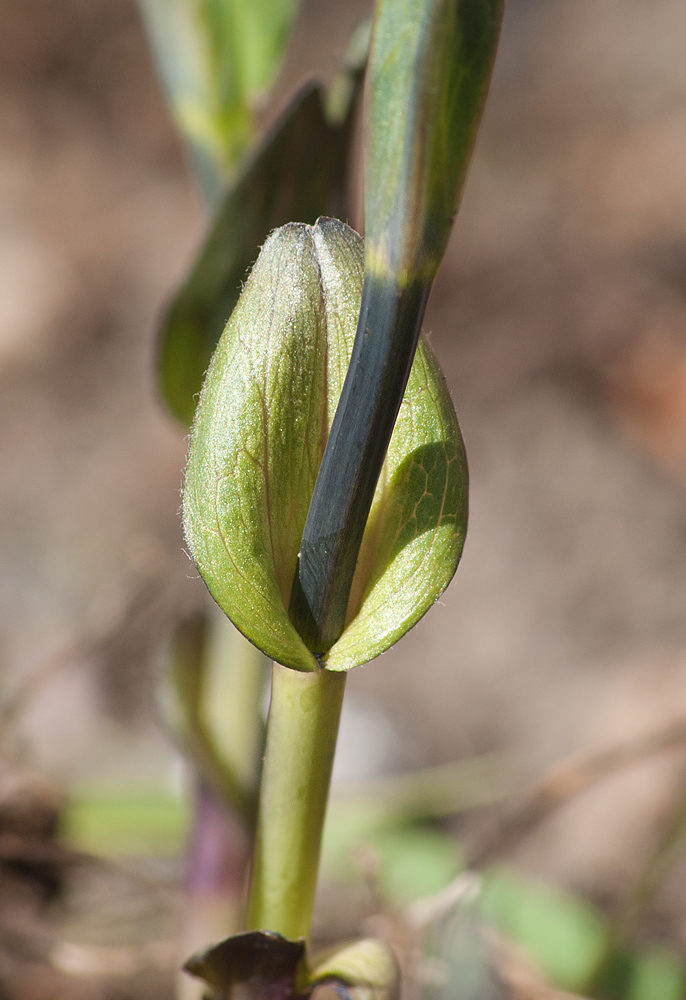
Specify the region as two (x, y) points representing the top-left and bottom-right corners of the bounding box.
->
(171, 611), (267, 999)
(247, 662), (346, 941)
(201, 608), (267, 822)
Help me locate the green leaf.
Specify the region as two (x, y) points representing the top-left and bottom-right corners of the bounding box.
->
(321, 806), (461, 887)
(364, 0), (504, 285)
(293, 0), (502, 653)
(629, 948), (685, 1000)
(370, 826), (462, 906)
(182, 219), (467, 670)
(327, 338), (468, 672)
(480, 868), (608, 994)
(310, 938), (399, 1000)
(138, 0), (300, 194)
(61, 789), (190, 857)
(158, 82), (358, 426)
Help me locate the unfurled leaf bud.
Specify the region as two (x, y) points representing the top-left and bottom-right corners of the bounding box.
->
(183, 218), (467, 672)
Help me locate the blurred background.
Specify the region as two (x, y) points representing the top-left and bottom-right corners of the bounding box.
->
(2, 0), (686, 997)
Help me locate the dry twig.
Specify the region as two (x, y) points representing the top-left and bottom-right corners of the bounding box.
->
(468, 716), (686, 867)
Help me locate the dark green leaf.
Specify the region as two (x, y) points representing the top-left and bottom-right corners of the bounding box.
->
(158, 81), (360, 427)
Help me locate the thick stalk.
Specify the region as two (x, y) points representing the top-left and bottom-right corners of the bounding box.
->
(247, 663), (346, 941)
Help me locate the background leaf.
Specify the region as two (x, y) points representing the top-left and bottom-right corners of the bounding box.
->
(158, 81), (360, 426)
(628, 948), (685, 1000)
(480, 867), (608, 994)
(138, 0), (300, 198)
(61, 789), (189, 857)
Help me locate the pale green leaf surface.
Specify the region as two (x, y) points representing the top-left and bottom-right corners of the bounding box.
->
(328, 338), (467, 671)
(183, 220), (466, 671)
(364, 0), (503, 284)
(184, 223), (329, 672)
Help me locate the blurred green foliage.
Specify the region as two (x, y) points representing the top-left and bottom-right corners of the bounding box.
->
(138, 0), (300, 200)
(369, 826), (462, 905)
(629, 949), (685, 1000)
(481, 867), (608, 993)
(59, 786), (686, 999)
(61, 788), (190, 857)
(594, 947), (686, 1000)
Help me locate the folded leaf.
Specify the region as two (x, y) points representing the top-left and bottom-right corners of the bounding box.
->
(183, 219), (467, 671)
(184, 932), (397, 1000)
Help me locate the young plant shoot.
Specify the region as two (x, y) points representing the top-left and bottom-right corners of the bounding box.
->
(182, 0), (503, 996)
(146, 12), (368, 988)
(183, 219), (466, 996)
(183, 216), (464, 995)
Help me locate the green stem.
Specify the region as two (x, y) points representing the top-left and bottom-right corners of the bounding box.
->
(200, 607), (268, 826)
(172, 612), (268, 999)
(247, 663), (346, 941)
(167, 609), (265, 824)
